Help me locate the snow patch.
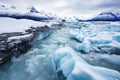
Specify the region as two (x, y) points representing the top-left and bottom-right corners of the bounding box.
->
(7, 33), (33, 42)
(0, 17), (60, 33)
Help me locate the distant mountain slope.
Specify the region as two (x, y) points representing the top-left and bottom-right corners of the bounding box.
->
(0, 5), (58, 21)
(115, 13), (120, 20)
(88, 12), (120, 21)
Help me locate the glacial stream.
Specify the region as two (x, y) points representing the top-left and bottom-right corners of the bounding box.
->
(0, 26), (73, 80)
(0, 22), (120, 80)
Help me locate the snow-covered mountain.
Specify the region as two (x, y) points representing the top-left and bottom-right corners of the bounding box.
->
(63, 16), (82, 22)
(0, 5), (59, 21)
(115, 12), (120, 20)
(89, 12), (120, 21)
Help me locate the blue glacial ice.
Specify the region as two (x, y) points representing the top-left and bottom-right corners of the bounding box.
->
(53, 47), (120, 80)
(75, 40), (91, 53)
(101, 24), (120, 32)
(0, 21), (120, 80)
(69, 29), (84, 42)
(113, 35), (120, 42)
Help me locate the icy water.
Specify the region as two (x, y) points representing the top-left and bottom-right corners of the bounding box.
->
(0, 26), (75, 80)
(0, 22), (120, 80)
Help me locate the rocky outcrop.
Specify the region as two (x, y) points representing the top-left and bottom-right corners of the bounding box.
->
(0, 25), (52, 66)
(0, 33), (33, 65)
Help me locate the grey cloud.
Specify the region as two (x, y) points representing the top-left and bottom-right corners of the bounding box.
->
(95, 0), (120, 9)
(0, 0), (57, 8)
(56, 0), (100, 14)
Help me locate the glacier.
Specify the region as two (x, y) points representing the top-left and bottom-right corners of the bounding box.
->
(53, 47), (120, 80)
(0, 21), (120, 80)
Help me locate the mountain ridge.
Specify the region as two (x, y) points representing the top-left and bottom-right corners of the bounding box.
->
(87, 12), (120, 21)
(0, 5), (57, 21)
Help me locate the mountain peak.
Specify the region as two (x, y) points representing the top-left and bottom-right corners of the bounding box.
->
(29, 7), (39, 13)
(99, 12), (115, 16)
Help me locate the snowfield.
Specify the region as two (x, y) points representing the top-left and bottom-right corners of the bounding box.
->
(0, 17), (59, 33)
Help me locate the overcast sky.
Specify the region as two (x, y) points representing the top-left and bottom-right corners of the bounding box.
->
(0, 0), (120, 19)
